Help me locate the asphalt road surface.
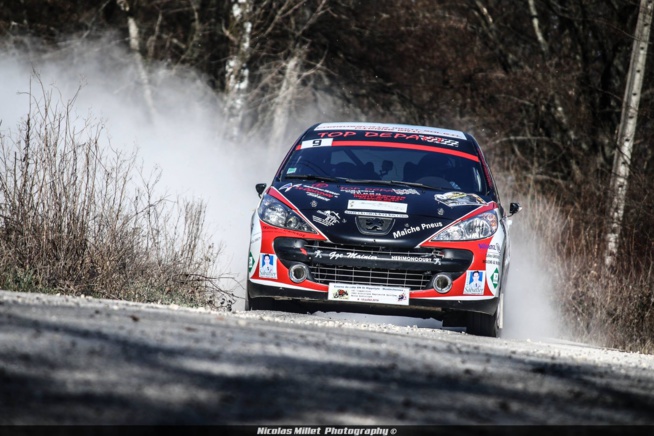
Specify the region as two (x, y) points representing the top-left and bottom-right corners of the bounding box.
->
(1, 290), (653, 425)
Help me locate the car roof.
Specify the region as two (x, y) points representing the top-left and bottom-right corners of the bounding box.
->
(300, 122), (479, 158)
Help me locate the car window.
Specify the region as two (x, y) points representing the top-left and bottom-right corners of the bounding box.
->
(281, 146), (487, 194)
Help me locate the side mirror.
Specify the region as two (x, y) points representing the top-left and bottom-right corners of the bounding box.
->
(255, 183), (267, 197)
(508, 202), (522, 217)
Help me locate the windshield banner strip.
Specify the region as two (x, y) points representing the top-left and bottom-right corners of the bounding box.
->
(328, 141), (480, 162)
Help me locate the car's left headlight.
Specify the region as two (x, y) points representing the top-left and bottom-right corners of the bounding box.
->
(257, 194), (316, 233)
(432, 210), (499, 241)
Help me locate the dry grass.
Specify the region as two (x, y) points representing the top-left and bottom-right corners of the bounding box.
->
(496, 170), (654, 353)
(0, 78), (233, 309)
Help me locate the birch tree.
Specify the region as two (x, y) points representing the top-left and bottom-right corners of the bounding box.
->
(117, 0), (157, 120)
(223, 0), (253, 139)
(605, 0), (654, 269)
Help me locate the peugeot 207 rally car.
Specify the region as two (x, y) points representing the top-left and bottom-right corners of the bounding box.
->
(246, 122), (521, 337)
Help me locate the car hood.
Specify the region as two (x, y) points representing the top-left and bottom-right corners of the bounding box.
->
(273, 181), (491, 248)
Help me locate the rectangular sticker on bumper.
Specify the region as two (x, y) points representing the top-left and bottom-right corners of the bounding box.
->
(328, 283), (409, 306)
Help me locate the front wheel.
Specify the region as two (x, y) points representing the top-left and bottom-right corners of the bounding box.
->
(466, 290), (504, 337)
(465, 310), (500, 337)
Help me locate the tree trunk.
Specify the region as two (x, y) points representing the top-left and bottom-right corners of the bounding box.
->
(269, 46), (306, 155)
(604, 0), (653, 269)
(223, 0), (253, 139)
(117, 0), (156, 121)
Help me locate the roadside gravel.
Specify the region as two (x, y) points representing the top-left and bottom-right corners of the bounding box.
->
(1, 290), (653, 425)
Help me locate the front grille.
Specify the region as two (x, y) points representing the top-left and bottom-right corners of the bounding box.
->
(310, 263), (432, 290)
(306, 241), (437, 290)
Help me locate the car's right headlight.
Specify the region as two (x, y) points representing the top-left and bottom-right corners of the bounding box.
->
(257, 194), (316, 233)
(432, 210), (499, 241)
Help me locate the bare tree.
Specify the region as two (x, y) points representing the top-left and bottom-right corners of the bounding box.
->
(605, 0), (654, 269)
(117, 0), (157, 120)
(223, 0), (253, 138)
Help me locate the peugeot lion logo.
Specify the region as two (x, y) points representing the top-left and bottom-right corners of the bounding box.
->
(356, 216), (393, 235)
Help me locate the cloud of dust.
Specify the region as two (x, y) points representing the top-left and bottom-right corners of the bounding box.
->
(0, 38), (567, 331)
(0, 38), (332, 308)
(501, 196), (564, 340)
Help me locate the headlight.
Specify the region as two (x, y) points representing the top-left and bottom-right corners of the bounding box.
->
(257, 195), (316, 233)
(433, 210), (499, 241)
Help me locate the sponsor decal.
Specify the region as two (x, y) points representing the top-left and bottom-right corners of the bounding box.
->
(312, 210), (342, 227)
(306, 192), (331, 202)
(490, 267), (500, 290)
(327, 282), (410, 306)
(421, 222), (443, 230)
(364, 131), (460, 146)
(310, 200), (318, 208)
(307, 184), (340, 197)
(259, 253), (278, 279)
(314, 122), (467, 139)
(352, 193), (405, 202)
(390, 255), (441, 265)
(344, 210), (409, 219)
(280, 183), (340, 202)
(393, 188), (421, 195)
(485, 222), (505, 296)
(248, 252), (256, 273)
(313, 131), (357, 138)
(341, 186), (409, 195)
(393, 226), (419, 239)
(418, 135), (460, 147)
(340, 186), (407, 203)
(300, 138), (333, 148)
(313, 249), (440, 265)
(348, 200), (408, 213)
(435, 191), (486, 207)
(280, 183), (299, 192)
(463, 270), (485, 295)
(392, 222), (443, 239)
(318, 251), (380, 261)
(248, 219), (262, 279)
(479, 242), (500, 251)
(438, 208), (444, 216)
(332, 288), (350, 300)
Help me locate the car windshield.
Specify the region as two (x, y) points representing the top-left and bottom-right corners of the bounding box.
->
(280, 145), (488, 194)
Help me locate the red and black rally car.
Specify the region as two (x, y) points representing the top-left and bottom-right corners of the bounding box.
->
(246, 122), (521, 337)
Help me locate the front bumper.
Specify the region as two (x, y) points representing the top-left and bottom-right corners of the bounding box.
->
(247, 279), (500, 319)
(274, 238), (473, 291)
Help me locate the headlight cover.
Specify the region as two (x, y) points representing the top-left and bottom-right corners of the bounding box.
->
(258, 194), (316, 233)
(433, 210), (499, 241)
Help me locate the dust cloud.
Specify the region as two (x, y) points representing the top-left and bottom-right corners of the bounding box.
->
(501, 201), (563, 340)
(0, 39), (309, 307)
(1, 39), (563, 333)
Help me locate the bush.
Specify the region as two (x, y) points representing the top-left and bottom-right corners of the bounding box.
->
(496, 167), (654, 353)
(0, 77), (233, 309)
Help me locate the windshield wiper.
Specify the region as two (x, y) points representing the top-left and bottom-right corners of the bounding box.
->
(343, 179), (449, 191)
(284, 174), (343, 183)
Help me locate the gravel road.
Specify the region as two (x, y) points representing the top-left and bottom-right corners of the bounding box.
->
(1, 290), (653, 425)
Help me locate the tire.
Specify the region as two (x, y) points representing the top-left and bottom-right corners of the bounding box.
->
(466, 288), (505, 337)
(465, 310), (500, 337)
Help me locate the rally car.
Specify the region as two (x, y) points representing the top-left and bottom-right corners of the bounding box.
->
(246, 122), (520, 337)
